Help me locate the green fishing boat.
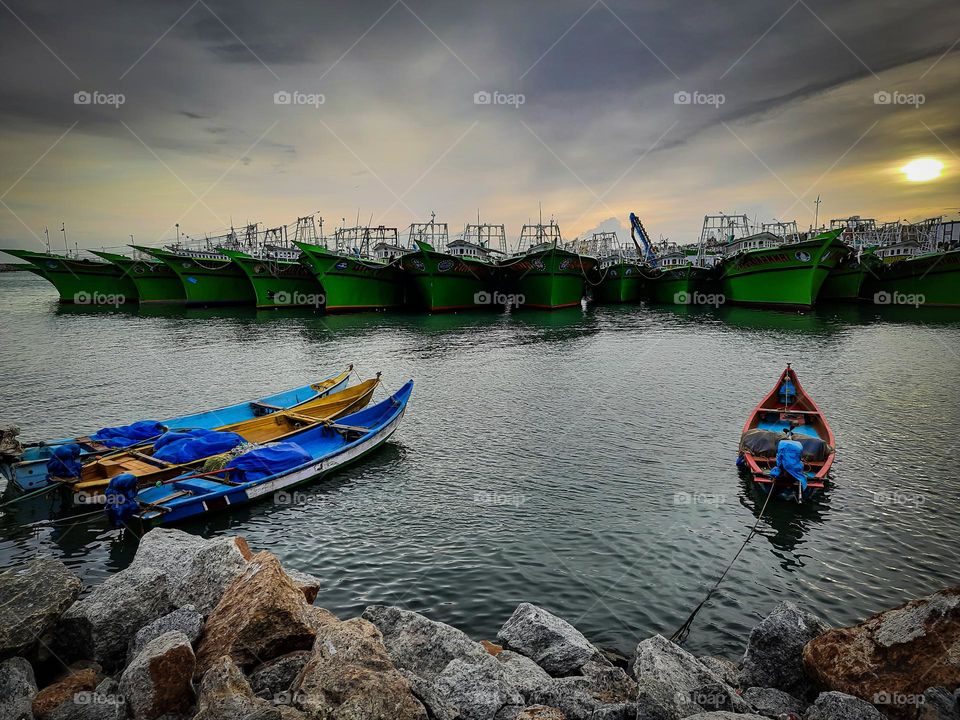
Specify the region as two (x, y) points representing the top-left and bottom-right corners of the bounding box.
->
(401, 214), (502, 312)
(717, 228), (845, 308)
(92, 249), (185, 304)
(498, 220), (596, 310)
(818, 216), (882, 302)
(294, 225), (406, 312)
(587, 231), (648, 303)
(0, 248), (138, 304)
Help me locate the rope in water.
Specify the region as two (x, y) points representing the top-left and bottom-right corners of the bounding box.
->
(669, 483), (776, 644)
(0, 482), (61, 509)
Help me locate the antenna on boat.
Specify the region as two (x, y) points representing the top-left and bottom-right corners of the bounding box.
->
(814, 195), (821, 230)
(176, 223), (180, 243)
(44, 226), (50, 253)
(60, 223), (69, 254)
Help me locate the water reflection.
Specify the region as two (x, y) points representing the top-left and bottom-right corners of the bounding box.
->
(737, 471), (832, 554)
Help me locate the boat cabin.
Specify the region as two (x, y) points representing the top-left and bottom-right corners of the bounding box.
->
(371, 242), (409, 261)
(446, 238), (495, 261)
(875, 240), (922, 263)
(726, 231), (780, 255)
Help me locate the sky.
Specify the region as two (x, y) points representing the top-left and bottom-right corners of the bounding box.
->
(1, 0), (958, 255)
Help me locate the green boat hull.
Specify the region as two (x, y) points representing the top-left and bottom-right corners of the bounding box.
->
(819, 253), (880, 302)
(500, 246), (594, 310)
(220, 250), (322, 309)
(593, 262), (648, 303)
(867, 249), (960, 307)
(718, 232), (844, 308)
(648, 266), (709, 305)
(142, 248), (255, 306)
(92, 250), (185, 304)
(1, 249), (138, 304)
(295, 242), (404, 312)
(402, 248), (495, 312)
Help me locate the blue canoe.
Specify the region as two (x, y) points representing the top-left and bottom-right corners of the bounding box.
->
(124, 380), (413, 526)
(2, 367), (353, 491)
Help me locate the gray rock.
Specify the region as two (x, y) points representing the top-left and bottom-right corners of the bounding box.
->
(803, 691), (883, 720)
(497, 708), (567, 720)
(119, 630), (196, 720)
(684, 713), (770, 720)
(917, 687), (959, 720)
(697, 656), (741, 689)
(54, 566), (172, 671)
(0, 557), (82, 658)
(495, 650), (553, 702)
(0, 656), (37, 720)
(740, 602), (828, 697)
(431, 657), (524, 720)
(193, 655), (275, 720)
(743, 686), (808, 718)
(284, 568), (322, 604)
(634, 635), (750, 715)
(127, 605), (202, 663)
(169, 536), (251, 615)
(497, 603), (606, 677)
(524, 663), (637, 720)
(399, 668), (458, 720)
(46, 690), (128, 720)
(635, 676), (683, 720)
(248, 651), (311, 702)
(361, 605), (489, 681)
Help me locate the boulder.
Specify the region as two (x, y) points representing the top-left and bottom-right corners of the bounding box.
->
(513, 708), (567, 720)
(0, 656), (37, 720)
(193, 655), (276, 720)
(46, 678), (127, 720)
(292, 617), (427, 719)
(194, 551), (316, 677)
(634, 635), (750, 715)
(285, 568), (322, 604)
(698, 656), (741, 689)
(635, 676), (683, 720)
(32, 668), (99, 720)
(0, 557), (82, 658)
(497, 603), (607, 677)
(743, 686), (808, 718)
(127, 605), (203, 663)
(248, 650), (311, 701)
(916, 687), (959, 720)
(54, 566), (172, 671)
(306, 605), (339, 631)
(496, 649), (554, 702)
(431, 656), (524, 720)
(803, 587), (960, 718)
(400, 668), (459, 720)
(683, 714), (770, 720)
(361, 605), (490, 681)
(526, 662), (638, 720)
(119, 631), (196, 720)
(740, 601), (828, 697)
(803, 691), (884, 719)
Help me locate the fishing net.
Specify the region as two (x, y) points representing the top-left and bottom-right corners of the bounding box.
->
(201, 442), (260, 471)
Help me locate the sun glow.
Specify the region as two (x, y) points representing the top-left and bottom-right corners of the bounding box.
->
(901, 158), (944, 182)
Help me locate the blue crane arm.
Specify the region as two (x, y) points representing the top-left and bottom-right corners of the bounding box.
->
(629, 212), (658, 268)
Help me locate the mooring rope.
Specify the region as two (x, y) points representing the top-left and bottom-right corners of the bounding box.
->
(0, 482), (61, 509)
(669, 483), (776, 644)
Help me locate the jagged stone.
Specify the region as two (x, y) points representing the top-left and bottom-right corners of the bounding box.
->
(248, 651), (311, 701)
(0, 656), (37, 720)
(634, 676), (683, 720)
(698, 656), (741, 689)
(119, 631), (195, 720)
(495, 650), (553, 702)
(526, 662), (637, 720)
(916, 687), (960, 720)
(683, 713), (770, 720)
(743, 686), (808, 718)
(741, 601), (828, 698)
(46, 678), (127, 720)
(803, 691), (884, 720)
(0, 557), (82, 659)
(32, 668), (99, 720)
(284, 568), (322, 604)
(127, 605), (202, 664)
(431, 656), (524, 720)
(497, 603), (607, 677)
(193, 655), (275, 720)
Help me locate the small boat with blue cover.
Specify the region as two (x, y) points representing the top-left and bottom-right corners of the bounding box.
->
(105, 380), (413, 526)
(2, 367), (353, 491)
(737, 364), (835, 501)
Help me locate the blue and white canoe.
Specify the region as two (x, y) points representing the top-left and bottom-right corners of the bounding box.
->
(115, 380), (413, 526)
(2, 367), (352, 491)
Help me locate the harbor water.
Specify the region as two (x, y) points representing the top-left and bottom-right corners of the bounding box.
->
(1, 269), (958, 659)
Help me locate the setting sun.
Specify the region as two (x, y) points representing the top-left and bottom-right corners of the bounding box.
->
(901, 158), (944, 182)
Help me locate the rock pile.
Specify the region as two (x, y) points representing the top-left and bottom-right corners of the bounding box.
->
(0, 527), (957, 720)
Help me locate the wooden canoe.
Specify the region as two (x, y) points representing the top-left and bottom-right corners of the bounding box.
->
(738, 364), (836, 500)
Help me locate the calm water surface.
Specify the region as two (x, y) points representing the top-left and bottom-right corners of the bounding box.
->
(1, 270), (958, 659)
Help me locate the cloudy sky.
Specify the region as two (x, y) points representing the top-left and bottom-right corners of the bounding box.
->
(1, 0), (958, 254)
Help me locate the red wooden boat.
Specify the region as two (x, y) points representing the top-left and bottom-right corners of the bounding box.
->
(738, 364), (836, 501)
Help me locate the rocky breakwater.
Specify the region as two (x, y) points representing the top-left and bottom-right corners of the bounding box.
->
(0, 527), (957, 720)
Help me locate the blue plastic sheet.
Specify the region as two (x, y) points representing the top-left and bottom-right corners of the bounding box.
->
(91, 420), (166, 448)
(769, 438), (807, 490)
(225, 442), (312, 483)
(104, 472), (139, 528)
(151, 428), (245, 464)
(778, 379), (797, 404)
(46, 444), (82, 479)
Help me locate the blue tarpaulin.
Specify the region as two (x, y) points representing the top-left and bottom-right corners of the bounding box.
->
(90, 420), (166, 448)
(104, 472), (139, 527)
(151, 428), (246, 464)
(225, 442), (312, 483)
(778, 379), (797, 404)
(769, 438), (807, 490)
(46, 443), (82, 479)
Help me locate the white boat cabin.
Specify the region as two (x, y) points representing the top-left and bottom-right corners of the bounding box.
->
(446, 238), (495, 261)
